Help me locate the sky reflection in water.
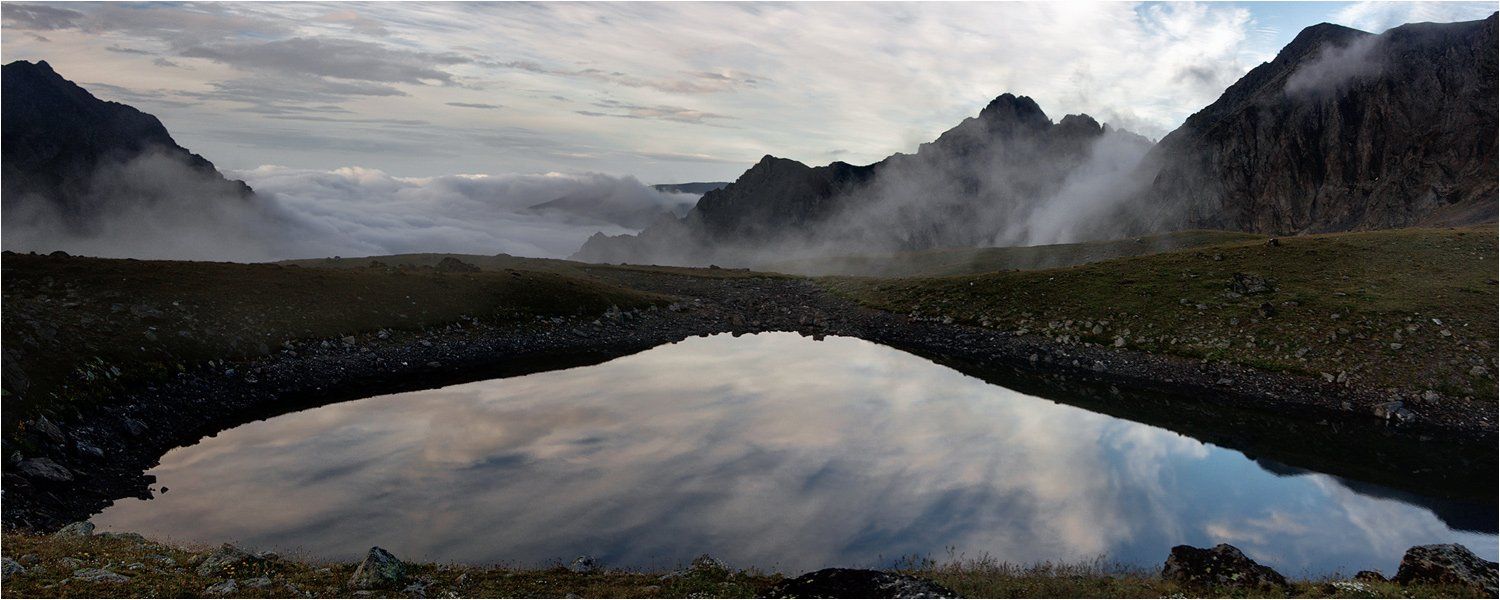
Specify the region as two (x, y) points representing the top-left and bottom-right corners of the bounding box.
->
(95, 333), (1496, 574)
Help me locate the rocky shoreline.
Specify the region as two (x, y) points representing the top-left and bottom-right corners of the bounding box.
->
(2, 524), (1495, 598)
(3, 271), (1496, 532)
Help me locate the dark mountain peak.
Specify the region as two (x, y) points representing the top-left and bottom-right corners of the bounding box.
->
(1281, 22), (1371, 57)
(1056, 113), (1103, 135)
(975, 93), (1050, 130)
(2, 59), (255, 230)
(1140, 13), (1497, 234)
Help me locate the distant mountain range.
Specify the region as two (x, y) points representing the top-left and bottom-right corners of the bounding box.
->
(576, 13), (1498, 265)
(652, 182), (730, 195)
(526, 182), (729, 229)
(3, 14), (1495, 266)
(2, 60), (255, 232)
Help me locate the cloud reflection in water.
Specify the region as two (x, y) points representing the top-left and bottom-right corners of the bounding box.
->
(95, 333), (1496, 574)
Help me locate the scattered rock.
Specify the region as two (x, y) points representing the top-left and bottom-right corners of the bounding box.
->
(1393, 544), (1498, 595)
(761, 568), (958, 599)
(71, 568), (130, 583)
(349, 547), (407, 590)
(244, 576), (274, 589)
(2, 557), (25, 579)
(1372, 401), (1404, 420)
(1162, 543), (1287, 591)
(52, 520), (95, 538)
(17, 457), (73, 482)
(74, 440), (105, 459)
(120, 418), (148, 437)
(31, 416), (66, 445)
(204, 579), (239, 595)
(1229, 273), (1273, 295)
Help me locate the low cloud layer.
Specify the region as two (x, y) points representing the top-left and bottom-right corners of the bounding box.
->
(1284, 35), (1385, 96)
(1, 153), (697, 262)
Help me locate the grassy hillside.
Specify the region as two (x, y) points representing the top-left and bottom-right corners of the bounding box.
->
(1, 252), (665, 420)
(824, 226), (1498, 403)
(762, 230), (1265, 277)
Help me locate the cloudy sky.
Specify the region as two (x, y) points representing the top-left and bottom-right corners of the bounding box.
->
(4, 1), (1494, 184)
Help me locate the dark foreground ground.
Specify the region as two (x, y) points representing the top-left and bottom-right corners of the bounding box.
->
(1, 529), (1490, 598)
(1, 227), (1496, 596)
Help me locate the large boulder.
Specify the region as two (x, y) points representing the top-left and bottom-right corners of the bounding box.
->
(349, 547), (407, 590)
(1393, 543), (1497, 595)
(51, 521), (95, 538)
(760, 568), (958, 599)
(1162, 544), (1287, 591)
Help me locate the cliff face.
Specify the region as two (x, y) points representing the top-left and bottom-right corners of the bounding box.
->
(1140, 14), (1498, 234)
(575, 94), (1149, 265)
(1, 60), (255, 230)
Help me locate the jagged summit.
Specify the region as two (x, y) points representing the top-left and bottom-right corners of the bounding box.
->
(2, 59), (256, 230)
(976, 93), (1050, 128)
(1138, 13), (1497, 234)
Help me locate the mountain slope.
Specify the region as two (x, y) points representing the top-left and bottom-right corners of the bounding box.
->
(1137, 14), (1498, 234)
(1, 60), (255, 231)
(575, 95), (1151, 265)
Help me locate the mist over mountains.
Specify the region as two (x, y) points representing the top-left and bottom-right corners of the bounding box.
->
(0, 60), (703, 261)
(577, 14), (1498, 267)
(2, 14), (1495, 266)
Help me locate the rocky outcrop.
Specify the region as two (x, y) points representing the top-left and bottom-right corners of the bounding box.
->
(349, 547), (407, 590)
(1, 60), (255, 232)
(1161, 543), (1288, 591)
(1393, 543), (1498, 595)
(761, 568), (958, 599)
(1137, 14), (1498, 234)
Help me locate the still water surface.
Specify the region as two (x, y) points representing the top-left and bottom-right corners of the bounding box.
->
(96, 333), (1496, 574)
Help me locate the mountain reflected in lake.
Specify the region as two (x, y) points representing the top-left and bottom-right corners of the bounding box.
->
(95, 333), (1496, 574)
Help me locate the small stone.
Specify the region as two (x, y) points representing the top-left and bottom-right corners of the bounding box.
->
(1372, 401), (1404, 420)
(568, 555), (600, 574)
(196, 544), (261, 577)
(1422, 390), (1441, 402)
(690, 554), (728, 573)
(72, 568), (130, 583)
(204, 580), (239, 595)
(349, 547), (407, 590)
(1353, 570), (1386, 582)
(244, 576), (274, 589)
(2, 557), (25, 579)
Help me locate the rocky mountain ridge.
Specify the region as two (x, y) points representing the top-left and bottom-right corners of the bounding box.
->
(576, 14), (1499, 266)
(1, 60), (256, 232)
